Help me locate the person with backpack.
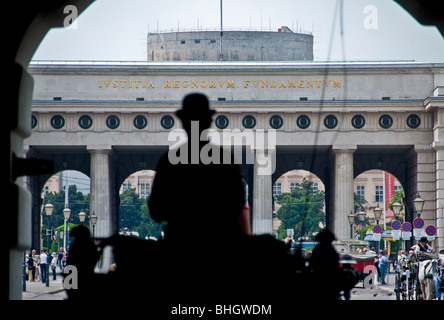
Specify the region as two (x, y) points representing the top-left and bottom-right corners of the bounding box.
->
(26, 253), (35, 281)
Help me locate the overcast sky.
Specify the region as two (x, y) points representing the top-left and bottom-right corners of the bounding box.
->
(32, 0), (444, 62)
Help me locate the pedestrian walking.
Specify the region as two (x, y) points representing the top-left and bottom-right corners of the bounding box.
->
(378, 250), (391, 285)
(26, 253), (35, 281)
(40, 249), (48, 283)
(57, 247), (64, 269)
(31, 250), (39, 281)
(51, 254), (57, 280)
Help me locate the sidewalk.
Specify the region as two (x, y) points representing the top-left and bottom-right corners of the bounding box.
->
(375, 271), (396, 295)
(22, 268), (67, 300)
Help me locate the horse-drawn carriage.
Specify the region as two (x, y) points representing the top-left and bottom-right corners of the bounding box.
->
(333, 239), (377, 287)
(394, 251), (443, 300)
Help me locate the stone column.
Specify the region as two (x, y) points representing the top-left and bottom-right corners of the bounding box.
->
(252, 148), (275, 235)
(88, 145), (113, 271)
(331, 146), (356, 240)
(433, 144), (444, 251)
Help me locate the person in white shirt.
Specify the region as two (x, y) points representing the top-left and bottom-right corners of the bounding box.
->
(412, 237), (434, 255)
(39, 249), (48, 283)
(51, 254), (58, 280)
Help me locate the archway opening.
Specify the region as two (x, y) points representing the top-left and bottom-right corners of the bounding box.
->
(118, 169), (165, 240)
(272, 169), (326, 243)
(353, 169), (405, 253)
(40, 170), (90, 253)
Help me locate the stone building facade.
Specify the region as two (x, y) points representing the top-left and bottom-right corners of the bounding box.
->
(25, 61), (444, 270)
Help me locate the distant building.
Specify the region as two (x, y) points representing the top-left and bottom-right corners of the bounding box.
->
(147, 26), (313, 61)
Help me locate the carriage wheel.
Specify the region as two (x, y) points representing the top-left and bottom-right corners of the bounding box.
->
(401, 280), (408, 300)
(394, 274), (401, 300)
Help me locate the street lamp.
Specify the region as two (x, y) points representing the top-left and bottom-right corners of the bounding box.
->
(90, 212), (97, 241)
(44, 203), (53, 287)
(63, 208), (71, 252)
(413, 192), (424, 217)
(373, 205), (382, 225)
(78, 211), (86, 224)
(357, 210), (366, 240)
(347, 211), (355, 239)
(392, 201), (402, 218)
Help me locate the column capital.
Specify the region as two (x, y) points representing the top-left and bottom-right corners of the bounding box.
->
(87, 144), (112, 153)
(331, 145), (357, 153)
(432, 141), (444, 151)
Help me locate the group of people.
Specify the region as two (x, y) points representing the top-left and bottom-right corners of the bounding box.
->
(25, 247), (68, 283)
(359, 237), (440, 286)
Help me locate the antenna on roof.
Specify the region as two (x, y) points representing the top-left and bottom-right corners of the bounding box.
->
(220, 0), (223, 60)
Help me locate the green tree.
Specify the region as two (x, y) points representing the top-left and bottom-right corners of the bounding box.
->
(119, 189), (165, 239)
(276, 178), (325, 240)
(388, 189), (405, 222)
(42, 184), (90, 239)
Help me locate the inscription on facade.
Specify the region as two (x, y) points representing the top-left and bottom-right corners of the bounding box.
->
(98, 79), (342, 89)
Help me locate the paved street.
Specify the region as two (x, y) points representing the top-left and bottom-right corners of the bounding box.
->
(22, 268), (67, 300)
(21, 267), (399, 301)
(349, 270), (397, 300)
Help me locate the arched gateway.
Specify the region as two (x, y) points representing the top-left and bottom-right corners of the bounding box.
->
(25, 61), (444, 264)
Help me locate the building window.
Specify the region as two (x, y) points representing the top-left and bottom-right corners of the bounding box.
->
(140, 183), (150, 198)
(357, 185), (365, 200)
(273, 183), (282, 197)
(324, 114), (338, 129)
(375, 185), (384, 202)
(394, 185), (402, 192)
(269, 115), (283, 129)
(311, 182), (319, 193)
(296, 115), (310, 129)
(351, 114), (365, 129)
(290, 182), (300, 191)
(122, 182), (132, 192)
(379, 114), (393, 129)
(406, 114), (421, 129)
(160, 115), (175, 129)
(215, 115), (229, 129)
(50, 115), (65, 129)
(242, 115), (256, 129)
(106, 115), (120, 129)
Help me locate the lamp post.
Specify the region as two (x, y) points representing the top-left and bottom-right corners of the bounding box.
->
(78, 211), (86, 224)
(392, 201), (402, 218)
(90, 212), (97, 242)
(347, 211), (355, 239)
(392, 201), (402, 253)
(373, 205), (382, 253)
(373, 205), (382, 225)
(357, 210), (366, 240)
(63, 208), (71, 252)
(413, 192), (424, 217)
(44, 203), (54, 287)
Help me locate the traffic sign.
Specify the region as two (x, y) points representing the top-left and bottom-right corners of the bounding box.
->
(402, 222), (412, 232)
(425, 225), (437, 236)
(373, 225), (382, 233)
(391, 220), (401, 230)
(413, 217), (424, 229)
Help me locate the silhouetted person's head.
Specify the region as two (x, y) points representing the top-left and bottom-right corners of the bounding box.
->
(176, 93), (215, 136)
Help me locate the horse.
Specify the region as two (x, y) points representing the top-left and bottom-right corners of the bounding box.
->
(418, 258), (439, 300)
